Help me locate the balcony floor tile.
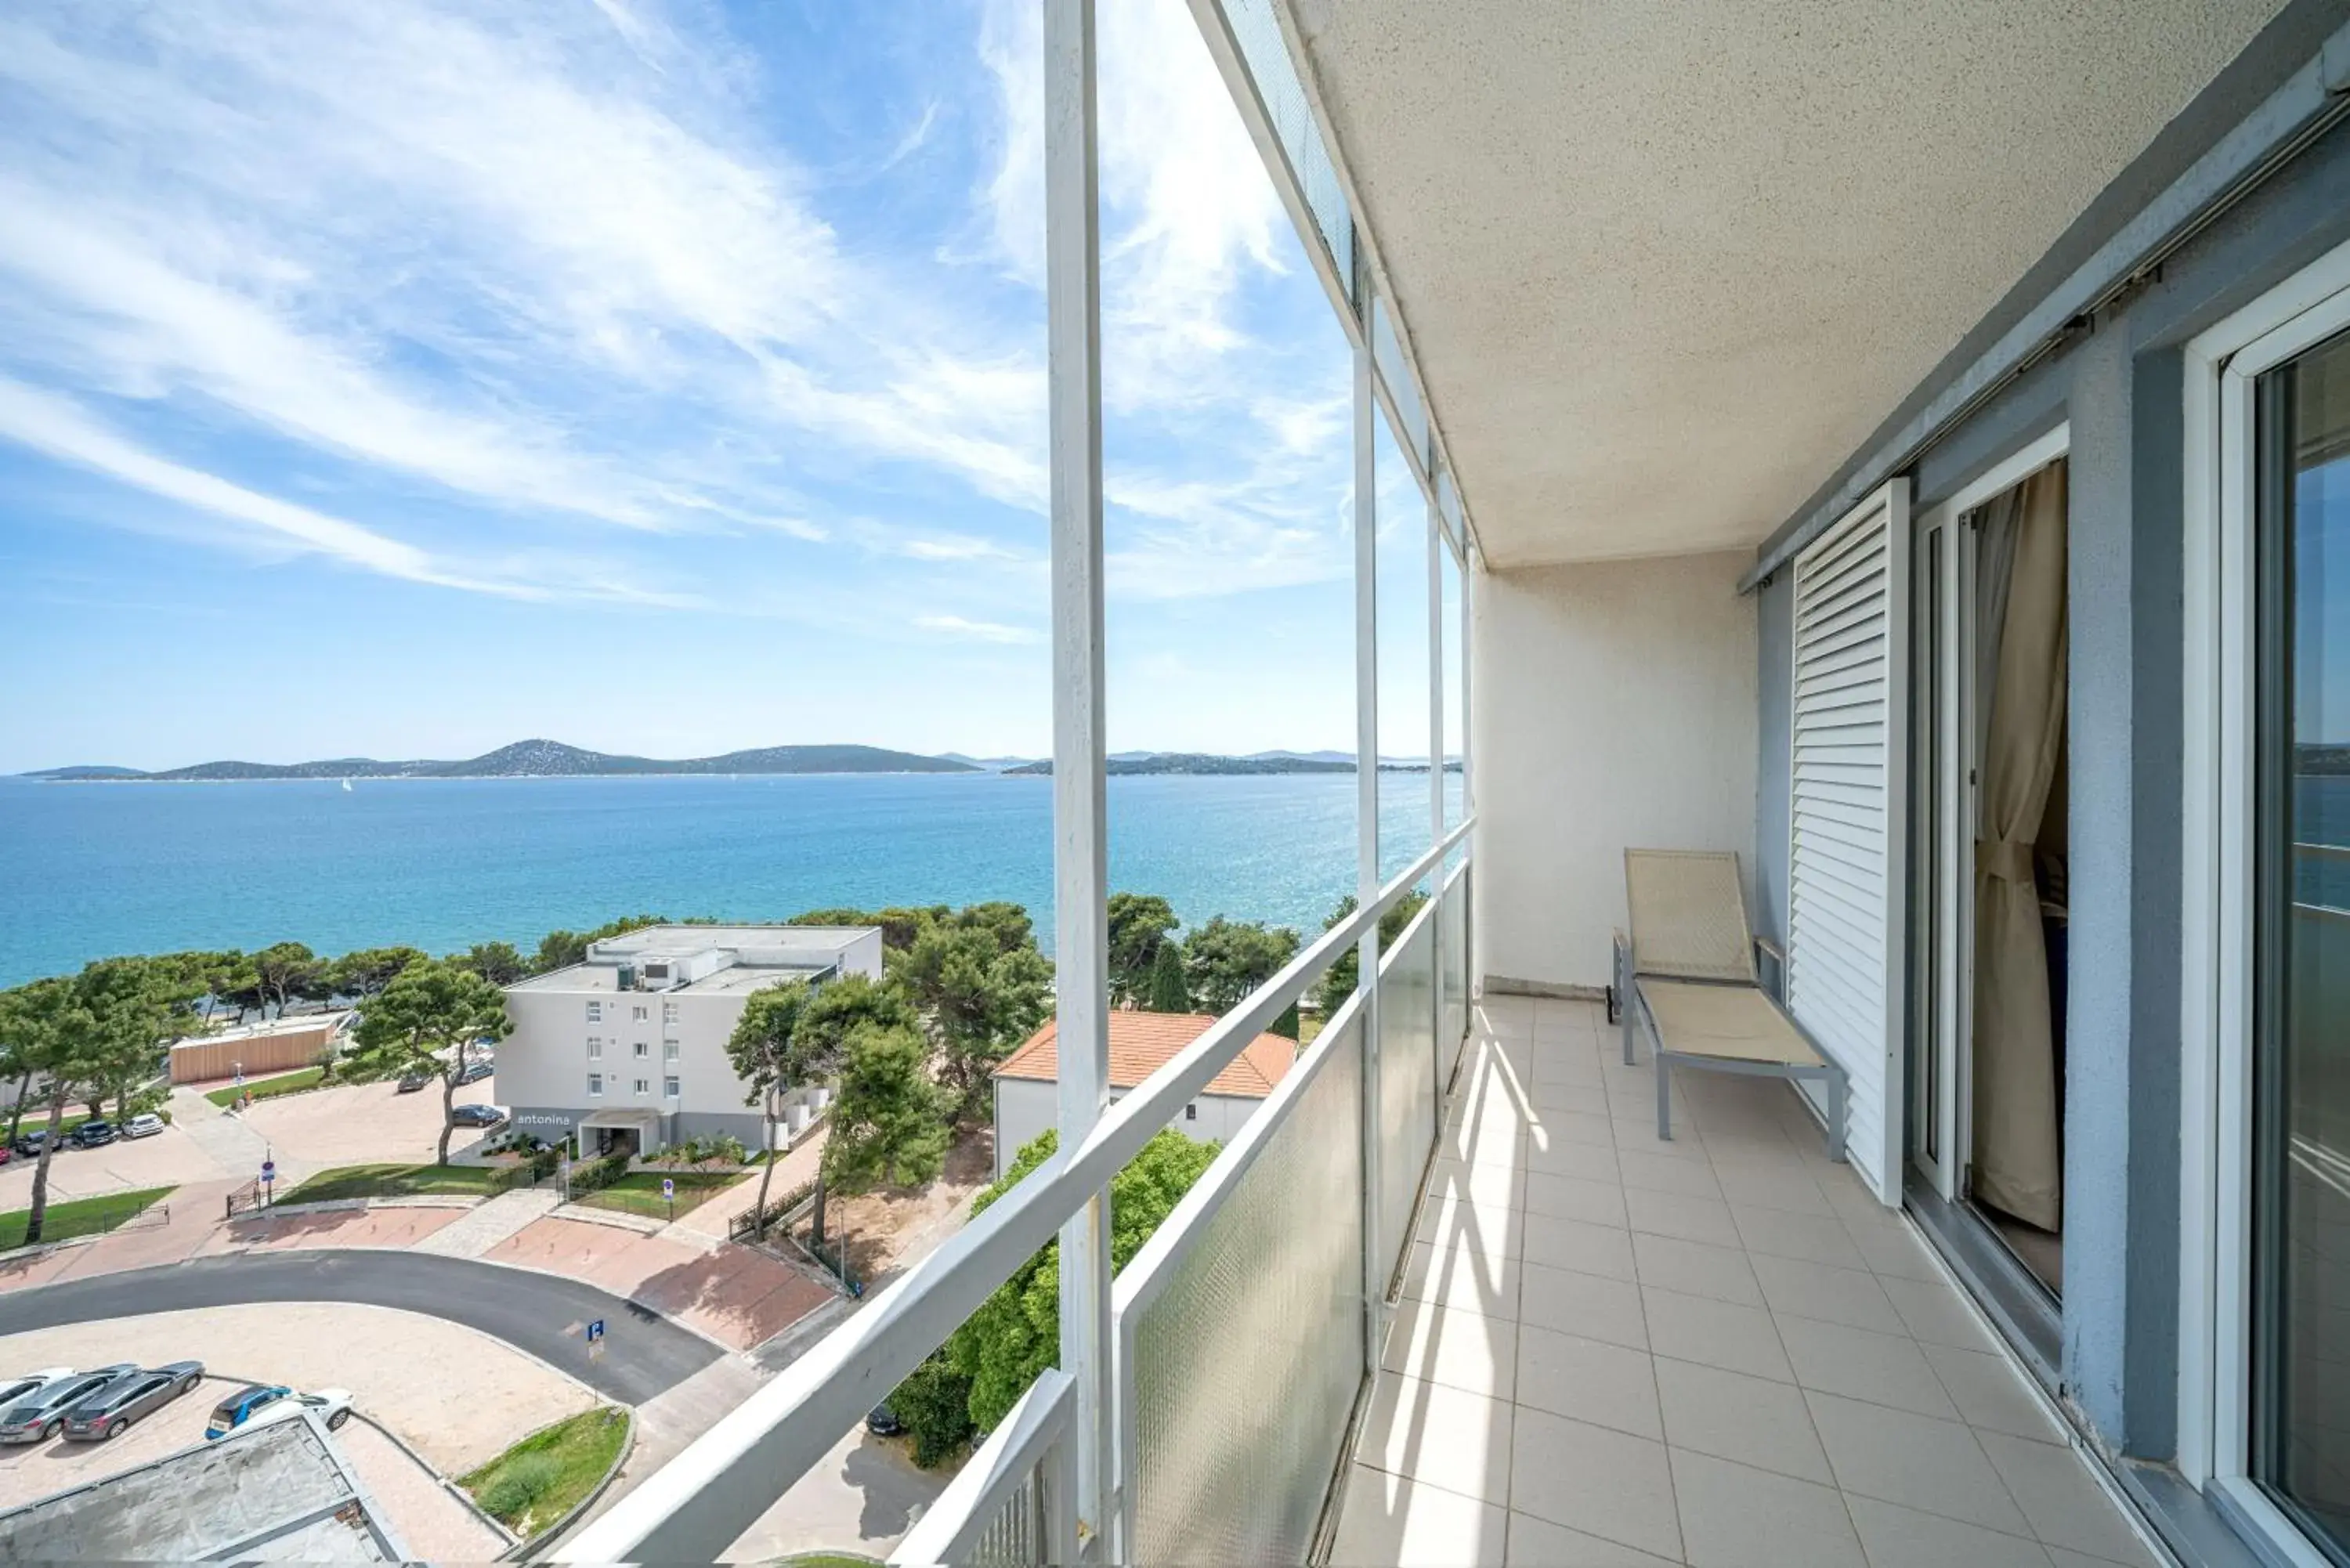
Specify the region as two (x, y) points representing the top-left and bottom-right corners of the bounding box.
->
(1336, 1017), (2167, 1568)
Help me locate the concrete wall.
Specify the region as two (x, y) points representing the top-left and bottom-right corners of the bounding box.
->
(992, 1076), (1263, 1180)
(1473, 550), (1760, 992)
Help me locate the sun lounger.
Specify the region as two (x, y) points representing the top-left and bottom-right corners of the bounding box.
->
(1611, 849), (1846, 1160)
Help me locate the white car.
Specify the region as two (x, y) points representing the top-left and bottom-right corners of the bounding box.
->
(121, 1114), (166, 1140)
(0, 1369), (75, 1409)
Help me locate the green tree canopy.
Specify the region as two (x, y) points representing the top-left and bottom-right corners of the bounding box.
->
(1144, 939), (1191, 1013)
(789, 905), (949, 952)
(792, 974), (920, 1079)
(1181, 916), (1300, 1016)
(890, 1126), (1218, 1458)
(725, 981), (811, 1225)
(1314, 892), (1430, 1020)
(893, 921), (1050, 1121)
(824, 1021), (949, 1194)
(345, 959), (512, 1164)
(250, 941), (323, 1016)
(328, 946), (427, 1001)
(10, 959), (197, 1243)
(451, 941), (531, 987)
(1106, 893), (1179, 1006)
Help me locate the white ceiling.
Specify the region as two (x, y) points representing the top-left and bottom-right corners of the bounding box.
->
(1288, 0), (2288, 569)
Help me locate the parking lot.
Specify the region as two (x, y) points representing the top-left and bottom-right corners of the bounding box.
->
(0, 1300), (593, 1481)
(234, 1075), (504, 1175)
(0, 1072), (508, 1216)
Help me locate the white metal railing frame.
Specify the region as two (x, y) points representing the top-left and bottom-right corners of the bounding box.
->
(552, 818), (1473, 1564)
(889, 1368), (1076, 1568)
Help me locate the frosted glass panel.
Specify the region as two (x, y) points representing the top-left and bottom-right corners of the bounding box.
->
(1375, 906), (1438, 1274)
(1128, 1016), (1367, 1563)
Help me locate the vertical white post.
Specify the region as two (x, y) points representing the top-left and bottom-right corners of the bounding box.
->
(1462, 539), (1477, 994)
(1043, 0), (1112, 1554)
(1354, 330), (1383, 1372)
(1427, 493), (1446, 1115)
(1428, 497), (1446, 856)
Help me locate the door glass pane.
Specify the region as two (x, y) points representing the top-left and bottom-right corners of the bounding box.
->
(2255, 326), (2350, 1554)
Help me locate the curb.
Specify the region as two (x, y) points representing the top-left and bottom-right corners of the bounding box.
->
(547, 1205), (669, 1236)
(230, 1194), (484, 1221)
(0, 1232), (103, 1265)
(352, 1407), (522, 1551)
(209, 1366), (521, 1553)
(501, 1407), (635, 1560)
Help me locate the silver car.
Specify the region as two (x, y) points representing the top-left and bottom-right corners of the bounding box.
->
(0, 1364), (138, 1443)
(61, 1361), (204, 1441)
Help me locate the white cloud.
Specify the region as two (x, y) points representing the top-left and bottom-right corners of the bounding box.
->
(916, 613), (1038, 644)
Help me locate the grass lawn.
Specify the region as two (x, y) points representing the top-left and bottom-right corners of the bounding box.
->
(573, 1169), (740, 1219)
(460, 1406), (630, 1540)
(277, 1162), (505, 1205)
(0, 1186), (175, 1250)
(204, 1066), (327, 1107)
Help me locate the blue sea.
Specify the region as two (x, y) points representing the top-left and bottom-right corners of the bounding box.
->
(0, 772), (1463, 987)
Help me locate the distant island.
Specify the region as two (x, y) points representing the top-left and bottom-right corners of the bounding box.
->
(26, 739), (978, 782)
(17, 740), (1459, 782)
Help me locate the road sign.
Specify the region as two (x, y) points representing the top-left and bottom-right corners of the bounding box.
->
(585, 1319), (604, 1343)
(260, 1160), (276, 1184)
(661, 1178), (674, 1200)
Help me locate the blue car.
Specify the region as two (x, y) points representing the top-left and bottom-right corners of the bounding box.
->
(205, 1384), (291, 1441)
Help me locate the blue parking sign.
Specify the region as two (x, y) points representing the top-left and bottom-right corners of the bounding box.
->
(586, 1319), (604, 1343)
(661, 1178), (674, 1200)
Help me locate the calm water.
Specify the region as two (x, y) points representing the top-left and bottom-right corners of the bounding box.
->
(0, 772), (1462, 986)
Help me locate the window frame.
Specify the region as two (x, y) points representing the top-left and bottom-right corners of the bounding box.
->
(664, 1075), (681, 1100)
(2179, 233), (2350, 1565)
(588, 1072), (604, 1098)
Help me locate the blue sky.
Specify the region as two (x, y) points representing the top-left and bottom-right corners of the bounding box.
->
(0, 0), (1461, 774)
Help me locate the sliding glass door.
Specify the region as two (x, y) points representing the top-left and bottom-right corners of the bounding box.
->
(2254, 323), (2350, 1559)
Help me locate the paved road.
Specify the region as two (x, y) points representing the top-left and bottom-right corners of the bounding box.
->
(0, 1252), (721, 1406)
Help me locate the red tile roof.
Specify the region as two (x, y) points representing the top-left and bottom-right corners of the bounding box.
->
(995, 1011), (1297, 1099)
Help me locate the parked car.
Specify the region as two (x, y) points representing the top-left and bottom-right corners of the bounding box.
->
(394, 1070), (432, 1094)
(67, 1120), (116, 1148)
(865, 1404), (903, 1436)
(0, 1143), (12, 1165)
(0, 1365), (139, 1444)
(13, 1129), (55, 1158)
(0, 1370), (75, 1410)
(454, 1060), (494, 1086)
(121, 1113), (165, 1140)
(62, 1361), (203, 1442)
(209, 1384), (353, 1441)
(450, 1104), (507, 1129)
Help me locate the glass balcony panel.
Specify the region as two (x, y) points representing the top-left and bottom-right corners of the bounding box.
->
(1374, 903), (1439, 1274)
(1126, 1006), (1368, 1563)
(1441, 867), (1470, 1079)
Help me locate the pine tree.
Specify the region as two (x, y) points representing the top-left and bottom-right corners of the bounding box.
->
(1144, 940), (1190, 1013)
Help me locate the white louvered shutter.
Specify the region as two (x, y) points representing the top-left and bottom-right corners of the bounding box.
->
(1785, 479), (1909, 1202)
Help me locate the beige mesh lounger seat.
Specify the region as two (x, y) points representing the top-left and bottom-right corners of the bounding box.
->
(1611, 849), (1848, 1161)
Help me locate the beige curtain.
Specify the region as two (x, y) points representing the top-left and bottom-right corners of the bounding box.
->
(1972, 461), (2068, 1230)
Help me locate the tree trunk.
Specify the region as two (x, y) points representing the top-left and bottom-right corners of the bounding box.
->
(751, 1089), (778, 1238)
(436, 1065), (457, 1165)
(24, 1082), (70, 1247)
(812, 1169), (828, 1248)
(5, 1072), (30, 1147)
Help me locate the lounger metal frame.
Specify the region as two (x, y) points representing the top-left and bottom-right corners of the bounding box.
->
(1613, 927), (1849, 1164)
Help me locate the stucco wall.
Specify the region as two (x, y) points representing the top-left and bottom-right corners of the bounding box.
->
(1472, 550), (1760, 992)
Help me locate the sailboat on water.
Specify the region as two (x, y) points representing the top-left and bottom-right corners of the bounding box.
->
(341, 779), (353, 793)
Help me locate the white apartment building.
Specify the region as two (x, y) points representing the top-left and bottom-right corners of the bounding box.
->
(500, 923), (884, 1156)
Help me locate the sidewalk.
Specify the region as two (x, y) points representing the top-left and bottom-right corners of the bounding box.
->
(415, 1187), (562, 1259)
